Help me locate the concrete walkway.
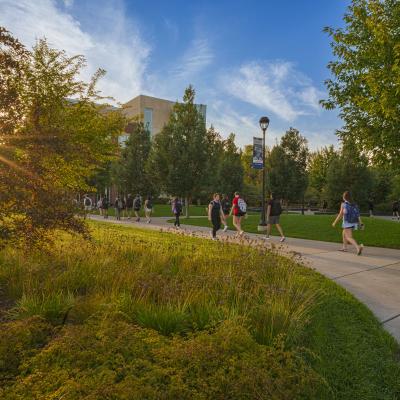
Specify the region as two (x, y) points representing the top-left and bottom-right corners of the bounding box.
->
(90, 214), (400, 342)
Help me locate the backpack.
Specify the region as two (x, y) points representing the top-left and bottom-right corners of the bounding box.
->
(84, 197), (91, 207)
(344, 202), (360, 224)
(237, 198), (247, 213)
(134, 198), (141, 209)
(174, 201), (182, 214)
(146, 199), (153, 209)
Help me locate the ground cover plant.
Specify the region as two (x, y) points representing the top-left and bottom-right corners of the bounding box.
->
(178, 214), (400, 249)
(0, 221), (399, 399)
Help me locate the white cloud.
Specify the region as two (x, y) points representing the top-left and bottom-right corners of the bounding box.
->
(0, 0), (150, 103)
(220, 61), (323, 122)
(172, 38), (214, 79)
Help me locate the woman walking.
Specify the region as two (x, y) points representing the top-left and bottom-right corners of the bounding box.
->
(144, 195), (153, 223)
(208, 193), (225, 240)
(332, 191), (363, 255)
(230, 192), (246, 236)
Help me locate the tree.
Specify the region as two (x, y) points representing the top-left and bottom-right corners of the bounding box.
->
(325, 141), (373, 208)
(322, 0), (400, 168)
(112, 121), (153, 196)
(0, 29), (125, 246)
(217, 133), (244, 197)
(308, 146), (338, 203)
(146, 86), (208, 217)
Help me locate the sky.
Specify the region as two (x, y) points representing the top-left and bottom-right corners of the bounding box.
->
(0, 0), (350, 149)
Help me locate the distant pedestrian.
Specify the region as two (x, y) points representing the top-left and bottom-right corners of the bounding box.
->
(332, 191), (364, 255)
(368, 199), (374, 217)
(322, 200), (328, 212)
(208, 193), (225, 240)
(83, 194), (92, 219)
(392, 200), (400, 221)
(114, 196), (123, 221)
(144, 195), (153, 223)
(133, 194), (141, 222)
(172, 197), (182, 228)
(125, 194), (133, 219)
(220, 194), (230, 232)
(102, 196), (109, 218)
(230, 191), (246, 236)
(265, 193), (285, 242)
(97, 197), (103, 216)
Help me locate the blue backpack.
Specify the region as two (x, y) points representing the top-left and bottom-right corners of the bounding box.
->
(344, 202), (360, 224)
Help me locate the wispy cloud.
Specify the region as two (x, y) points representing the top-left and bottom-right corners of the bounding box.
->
(220, 61), (324, 122)
(0, 0), (150, 103)
(172, 38), (214, 79)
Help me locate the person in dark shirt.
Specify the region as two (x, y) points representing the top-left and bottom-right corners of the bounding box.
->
(393, 200), (400, 220)
(265, 193), (285, 242)
(368, 199), (374, 217)
(208, 193), (225, 240)
(220, 194), (230, 232)
(125, 194), (133, 219)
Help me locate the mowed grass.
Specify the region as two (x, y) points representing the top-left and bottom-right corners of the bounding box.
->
(91, 204), (208, 218)
(178, 214), (400, 249)
(0, 221), (399, 399)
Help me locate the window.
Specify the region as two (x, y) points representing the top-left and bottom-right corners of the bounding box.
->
(144, 108), (153, 135)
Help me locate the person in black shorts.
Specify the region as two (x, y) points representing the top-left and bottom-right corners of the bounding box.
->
(172, 197), (182, 228)
(125, 194), (133, 219)
(221, 194), (230, 232)
(265, 193), (285, 242)
(133, 194), (141, 222)
(208, 193), (225, 240)
(393, 200), (400, 220)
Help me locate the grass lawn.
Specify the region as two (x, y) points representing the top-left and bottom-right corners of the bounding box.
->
(91, 204), (208, 218)
(177, 214), (400, 249)
(0, 221), (399, 399)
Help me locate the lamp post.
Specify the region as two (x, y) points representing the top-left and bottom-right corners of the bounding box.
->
(258, 116), (270, 231)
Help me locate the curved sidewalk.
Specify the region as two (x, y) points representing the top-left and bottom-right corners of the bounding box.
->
(90, 214), (400, 342)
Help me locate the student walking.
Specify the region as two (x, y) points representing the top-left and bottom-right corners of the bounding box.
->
(114, 196), (123, 221)
(133, 194), (141, 222)
(144, 195), (153, 223)
(97, 197), (103, 216)
(172, 197), (182, 228)
(332, 191), (364, 255)
(368, 199), (374, 217)
(221, 194), (230, 232)
(265, 193), (285, 242)
(392, 200), (400, 220)
(102, 196), (109, 218)
(208, 193), (225, 240)
(125, 194), (133, 219)
(83, 194), (92, 219)
(230, 192), (246, 236)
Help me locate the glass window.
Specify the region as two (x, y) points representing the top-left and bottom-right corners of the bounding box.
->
(144, 108), (153, 135)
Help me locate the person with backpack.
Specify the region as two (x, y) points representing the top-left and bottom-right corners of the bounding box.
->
(220, 194), (230, 232)
(133, 194), (141, 222)
(332, 191), (364, 255)
(265, 193), (285, 242)
(83, 194), (92, 219)
(230, 191), (246, 236)
(102, 196), (109, 218)
(208, 193), (226, 240)
(144, 195), (153, 223)
(125, 194), (133, 220)
(392, 200), (400, 220)
(172, 197), (182, 228)
(114, 196), (123, 221)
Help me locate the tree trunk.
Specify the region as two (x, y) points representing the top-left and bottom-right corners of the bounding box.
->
(185, 196), (189, 218)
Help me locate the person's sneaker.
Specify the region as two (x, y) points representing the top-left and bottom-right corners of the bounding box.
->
(147, 219), (151, 224)
(263, 236), (271, 240)
(223, 225), (228, 232)
(239, 230), (244, 236)
(357, 244), (364, 256)
(280, 237), (286, 242)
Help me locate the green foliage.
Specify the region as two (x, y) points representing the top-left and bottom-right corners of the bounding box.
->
(0, 29), (125, 246)
(322, 0), (400, 168)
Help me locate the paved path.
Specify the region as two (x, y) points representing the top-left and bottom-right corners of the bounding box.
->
(90, 215), (400, 342)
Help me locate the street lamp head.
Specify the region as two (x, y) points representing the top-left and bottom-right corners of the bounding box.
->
(259, 116), (270, 131)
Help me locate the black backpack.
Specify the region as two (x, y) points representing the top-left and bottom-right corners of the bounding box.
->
(84, 197), (91, 206)
(134, 198), (141, 209)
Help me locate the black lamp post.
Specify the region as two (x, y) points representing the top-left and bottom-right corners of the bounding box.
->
(258, 116), (270, 230)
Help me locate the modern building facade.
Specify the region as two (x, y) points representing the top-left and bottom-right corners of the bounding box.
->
(119, 94), (207, 144)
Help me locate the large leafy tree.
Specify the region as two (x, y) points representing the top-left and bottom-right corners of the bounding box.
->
(322, 0), (400, 168)
(0, 28), (125, 246)
(146, 85), (208, 216)
(112, 121), (153, 196)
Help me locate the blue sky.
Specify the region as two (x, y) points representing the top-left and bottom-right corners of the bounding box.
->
(0, 0), (349, 149)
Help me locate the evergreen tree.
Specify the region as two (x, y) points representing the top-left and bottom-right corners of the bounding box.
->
(146, 86), (208, 217)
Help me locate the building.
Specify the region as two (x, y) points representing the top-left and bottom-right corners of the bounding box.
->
(118, 94), (207, 144)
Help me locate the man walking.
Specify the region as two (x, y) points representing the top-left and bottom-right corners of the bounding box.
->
(208, 193), (225, 240)
(114, 196), (123, 221)
(133, 194), (141, 222)
(265, 193), (285, 242)
(125, 194), (133, 220)
(172, 197), (182, 228)
(83, 194), (92, 219)
(221, 194), (230, 232)
(392, 200), (400, 220)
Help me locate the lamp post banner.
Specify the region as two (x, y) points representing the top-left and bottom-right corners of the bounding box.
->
(252, 137), (263, 169)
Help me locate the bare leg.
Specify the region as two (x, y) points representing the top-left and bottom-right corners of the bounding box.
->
(344, 228), (361, 253)
(275, 224), (284, 238)
(341, 229), (348, 250)
(266, 224), (271, 237)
